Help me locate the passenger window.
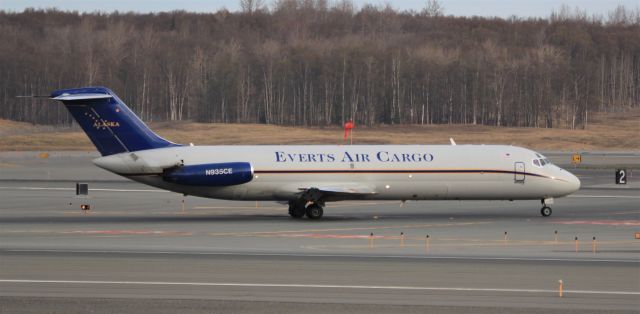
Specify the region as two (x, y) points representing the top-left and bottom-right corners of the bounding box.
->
(533, 159), (540, 167)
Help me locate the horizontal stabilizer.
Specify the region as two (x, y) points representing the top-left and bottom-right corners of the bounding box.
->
(52, 93), (112, 101)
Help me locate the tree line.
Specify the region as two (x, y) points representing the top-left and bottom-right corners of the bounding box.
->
(0, 1), (638, 129)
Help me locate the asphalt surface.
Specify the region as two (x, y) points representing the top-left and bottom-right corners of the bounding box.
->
(0, 151), (638, 313)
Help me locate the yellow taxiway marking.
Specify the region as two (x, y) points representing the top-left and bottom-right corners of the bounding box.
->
(0, 162), (20, 168)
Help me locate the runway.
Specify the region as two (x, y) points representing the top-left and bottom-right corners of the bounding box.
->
(0, 152), (638, 313)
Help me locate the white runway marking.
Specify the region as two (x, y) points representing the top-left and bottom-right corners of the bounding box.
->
(568, 195), (640, 199)
(4, 249), (638, 263)
(0, 186), (167, 193)
(0, 279), (637, 296)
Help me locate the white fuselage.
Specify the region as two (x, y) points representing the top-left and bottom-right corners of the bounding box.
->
(92, 144), (581, 202)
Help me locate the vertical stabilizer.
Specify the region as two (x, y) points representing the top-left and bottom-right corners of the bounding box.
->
(51, 87), (180, 156)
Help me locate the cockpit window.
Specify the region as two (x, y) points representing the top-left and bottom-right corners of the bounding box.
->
(532, 158), (552, 167)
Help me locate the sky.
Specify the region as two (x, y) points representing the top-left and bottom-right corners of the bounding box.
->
(1, 0), (637, 18)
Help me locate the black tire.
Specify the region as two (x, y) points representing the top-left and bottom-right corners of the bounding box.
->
(288, 202), (306, 218)
(540, 206), (552, 217)
(305, 204), (324, 220)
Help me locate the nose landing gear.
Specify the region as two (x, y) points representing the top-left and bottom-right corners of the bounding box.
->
(540, 198), (554, 217)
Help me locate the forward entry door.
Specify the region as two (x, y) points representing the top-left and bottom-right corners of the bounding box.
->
(514, 162), (525, 183)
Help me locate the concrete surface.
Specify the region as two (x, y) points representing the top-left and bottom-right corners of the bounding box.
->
(0, 151), (638, 313)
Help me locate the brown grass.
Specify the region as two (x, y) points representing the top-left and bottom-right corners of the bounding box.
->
(1, 110), (638, 151)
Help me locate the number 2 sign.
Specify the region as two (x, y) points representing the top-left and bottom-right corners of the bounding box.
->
(616, 169), (627, 185)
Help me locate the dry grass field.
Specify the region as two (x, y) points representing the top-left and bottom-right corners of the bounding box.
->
(1, 110), (638, 151)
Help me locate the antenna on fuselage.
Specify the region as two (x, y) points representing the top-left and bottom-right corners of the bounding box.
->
(449, 138), (457, 146)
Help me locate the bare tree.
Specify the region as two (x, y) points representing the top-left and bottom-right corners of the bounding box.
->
(0, 6), (637, 129)
(240, 0), (264, 13)
(422, 0), (444, 17)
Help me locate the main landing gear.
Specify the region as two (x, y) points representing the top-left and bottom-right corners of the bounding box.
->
(540, 198), (553, 217)
(288, 201), (306, 218)
(288, 201), (324, 220)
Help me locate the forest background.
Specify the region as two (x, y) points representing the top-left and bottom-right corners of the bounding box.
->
(0, 0), (638, 134)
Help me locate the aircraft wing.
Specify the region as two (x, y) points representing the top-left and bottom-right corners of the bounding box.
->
(274, 182), (377, 202)
(301, 184), (377, 195)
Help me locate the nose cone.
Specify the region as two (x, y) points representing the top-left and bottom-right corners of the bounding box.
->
(563, 171), (581, 195)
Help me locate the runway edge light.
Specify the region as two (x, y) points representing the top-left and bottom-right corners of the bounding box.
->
(558, 280), (564, 298)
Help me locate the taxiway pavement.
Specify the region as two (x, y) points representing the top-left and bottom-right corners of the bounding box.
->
(0, 151), (638, 313)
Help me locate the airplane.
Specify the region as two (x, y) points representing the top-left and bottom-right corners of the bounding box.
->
(49, 86), (580, 219)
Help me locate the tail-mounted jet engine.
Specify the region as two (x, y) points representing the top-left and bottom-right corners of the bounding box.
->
(162, 162), (253, 186)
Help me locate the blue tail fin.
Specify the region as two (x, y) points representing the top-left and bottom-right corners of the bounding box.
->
(51, 87), (181, 156)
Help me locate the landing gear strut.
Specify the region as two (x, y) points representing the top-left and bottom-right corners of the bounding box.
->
(288, 201), (306, 218)
(540, 198), (553, 217)
(305, 203), (324, 220)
